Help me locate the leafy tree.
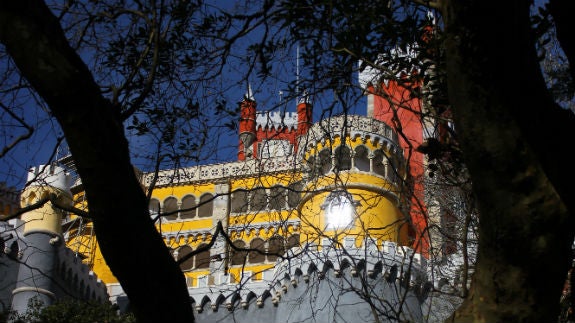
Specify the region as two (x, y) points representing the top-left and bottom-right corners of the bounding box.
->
(6, 298), (134, 323)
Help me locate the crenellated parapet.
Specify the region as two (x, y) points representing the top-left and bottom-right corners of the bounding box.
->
(142, 157), (299, 188)
(1, 215), (108, 313)
(256, 111), (298, 131)
(297, 115), (402, 158)
(54, 247), (109, 302)
(188, 241), (429, 322)
(296, 115), (407, 190)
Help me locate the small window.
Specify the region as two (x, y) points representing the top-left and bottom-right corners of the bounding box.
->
(269, 186), (286, 210)
(251, 188), (267, 212)
(177, 245), (194, 271)
(318, 149), (332, 175)
(163, 197), (178, 221)
(286, 234), (300, 249)
(180, 195), (196, 219)
(149, 198), (160, 216)
(334, 145), (351, 171)
(267, 236), (285, 262)
(231, 190), (248, 213)
(249, 238), (265, 263)
(198, 194), (213, 218)
(305, 155), (317, 177)
(230, 240), (248, 266)
(195, 244), (210, 269)
(373, 150), (387, 177)
(287, 182), (303, 208)
(354, 146), (370, 172)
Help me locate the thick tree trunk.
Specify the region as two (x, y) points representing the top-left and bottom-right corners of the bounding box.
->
(0, 2), (194, 322)
(441, 0), (575, 322)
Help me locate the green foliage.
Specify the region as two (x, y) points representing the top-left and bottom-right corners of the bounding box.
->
(6, 298), (134, 323)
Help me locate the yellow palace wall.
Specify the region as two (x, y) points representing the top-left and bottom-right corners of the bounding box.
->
(65, 128), (412, 289)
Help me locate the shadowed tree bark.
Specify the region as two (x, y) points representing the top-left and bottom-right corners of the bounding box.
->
(440, 0), (575, 322)
(0, 1), (194, 322)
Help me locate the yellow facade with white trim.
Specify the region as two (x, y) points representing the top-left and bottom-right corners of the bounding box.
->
(65, 114), (413, 292)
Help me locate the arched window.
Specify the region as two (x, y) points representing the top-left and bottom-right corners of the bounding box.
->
(267, 236), (285, 262)
(230, 240), (248, 266)
(177, 245), (194, 271)
(334, 145), (351, 171)
(180, 195), (196, 219)
(305, 155), (316, 177)
(287, 182), (302, 208)
(163, 197), (178, 221)
(195, 243), (210, 269)
(354, 146), (370, 172)
(373, 150), (387, 177)
(231, 189), (248, 213)
(286, 234), (300, 249)
(269, 186), (286, 210)
(198, 193), (213, 218)
(251, 188), (267, 212)
(318, 148), (332, 175)
(149, 198), (160, 217)
(249, 238), (265, 263)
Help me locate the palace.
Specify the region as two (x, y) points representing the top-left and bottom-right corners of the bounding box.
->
(1, 69), (455, 322)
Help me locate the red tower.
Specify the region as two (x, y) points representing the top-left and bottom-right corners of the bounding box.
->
(238, 86), (257, 161)
(238, 87), (312, 161)
(366, 76), (430, 256)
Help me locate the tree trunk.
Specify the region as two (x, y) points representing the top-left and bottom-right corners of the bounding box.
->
(0, 1), (194, 322)
(441, 0), (575, 322)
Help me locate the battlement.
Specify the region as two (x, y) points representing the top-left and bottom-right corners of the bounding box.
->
(298, 115), (402, 158)
(188, 241), (428, 321)
(256, 111), (298, 131)
(0, 218), (109, 312)
(142, 156), (297, 187)
(26, 165), (72, 194)
(53, 247), (109, 301)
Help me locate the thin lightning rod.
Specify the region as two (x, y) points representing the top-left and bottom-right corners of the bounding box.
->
(296, 45), (300, 95)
